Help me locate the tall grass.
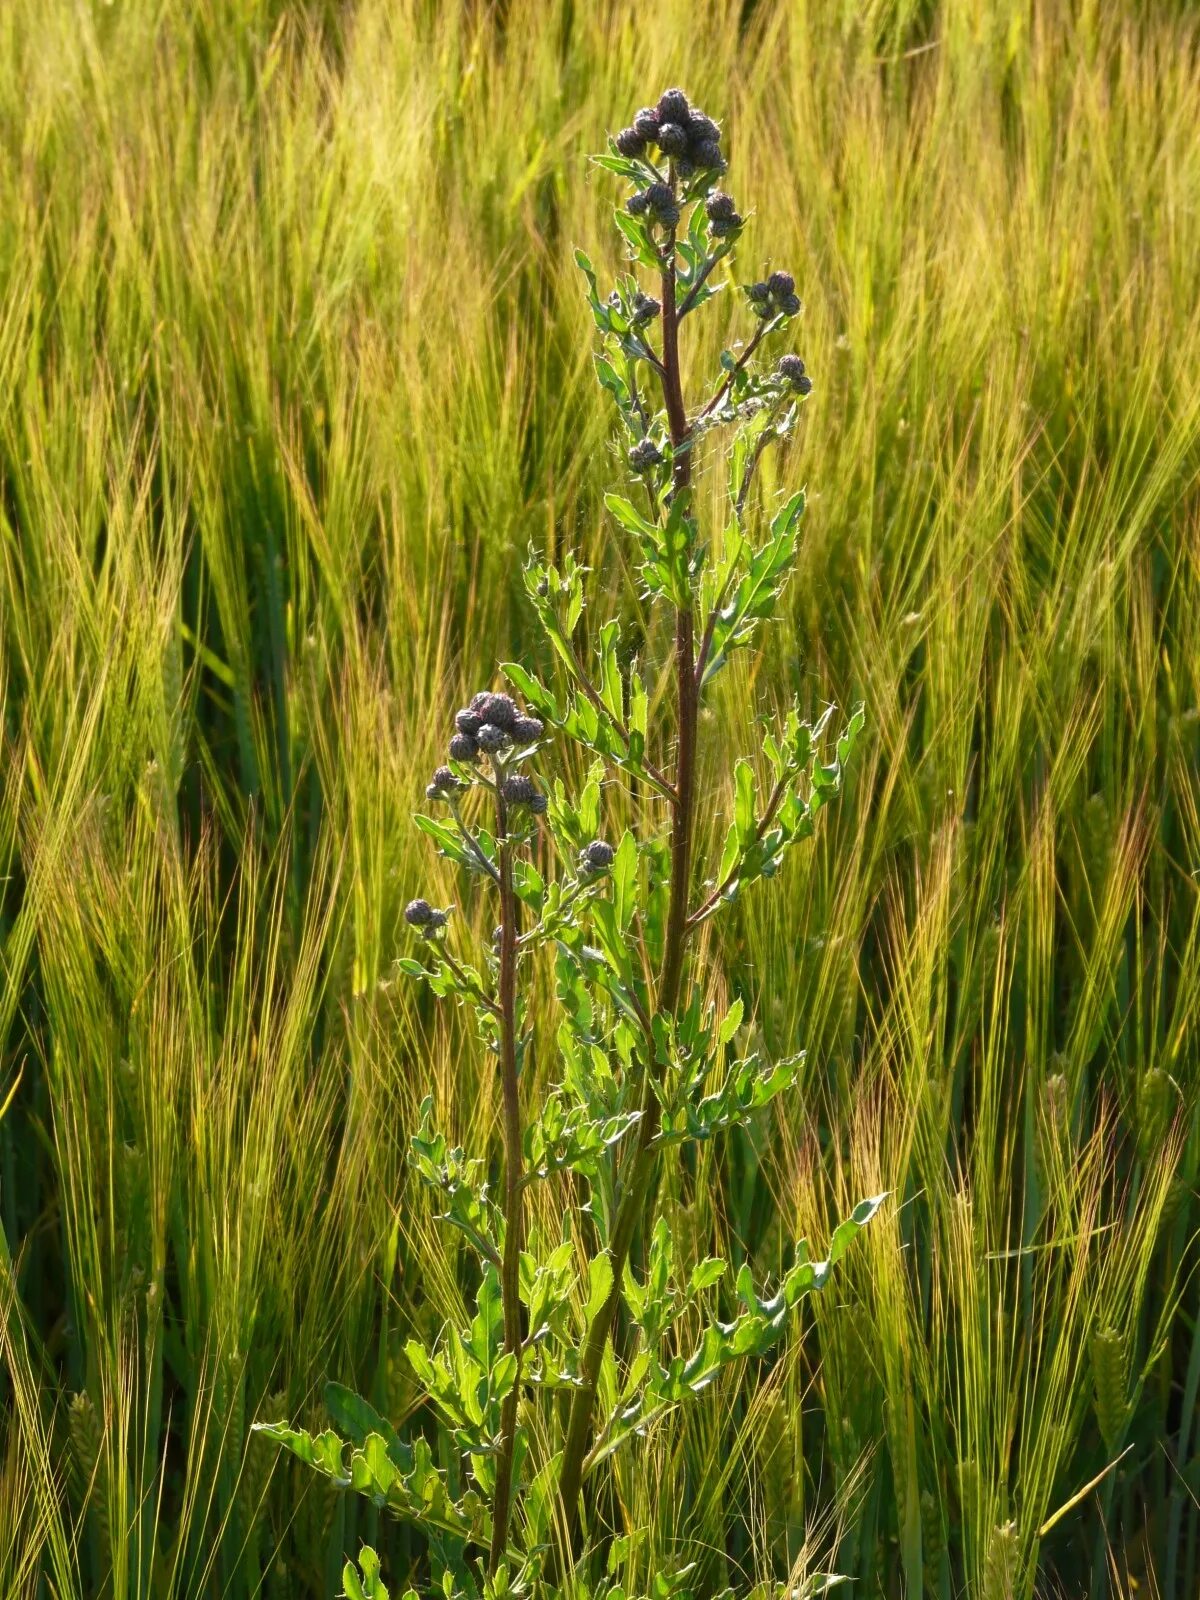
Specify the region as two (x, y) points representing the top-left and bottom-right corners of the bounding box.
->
(1, 0), (1198, 1594)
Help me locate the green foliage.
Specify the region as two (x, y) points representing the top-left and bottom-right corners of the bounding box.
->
(250, 75), (873, 1597)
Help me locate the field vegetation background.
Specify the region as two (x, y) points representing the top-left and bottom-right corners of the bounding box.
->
(1, 0), (1199, 1596)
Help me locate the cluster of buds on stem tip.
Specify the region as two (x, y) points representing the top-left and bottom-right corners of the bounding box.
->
(404, 898), (449, 937)
(747, 271), (801, 320)
(438, 692), (546, 770)
(776, 354), (814, 396)
(614, 87), (726, 179)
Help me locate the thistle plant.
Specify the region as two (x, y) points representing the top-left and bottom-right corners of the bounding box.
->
(256, 86), (880, 1600)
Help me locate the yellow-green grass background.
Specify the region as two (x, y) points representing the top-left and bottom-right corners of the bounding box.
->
(1, 0), (1198, 1595)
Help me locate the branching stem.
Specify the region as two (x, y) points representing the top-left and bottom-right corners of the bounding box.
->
(555, 217), (699, 1557)
(488, 787), (525, 1574)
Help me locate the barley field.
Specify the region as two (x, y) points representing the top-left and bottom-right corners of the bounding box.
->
(1, 1), (1199, 1596)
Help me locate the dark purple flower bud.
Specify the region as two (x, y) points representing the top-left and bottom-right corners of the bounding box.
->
(632, 106), (661, 141)
(777, 354), (807, 384)
(656, 121), (689, 157)
(528, 793), (548, 815)
(615, 126), (646, 158)
(455, 708), (482, 736)
(405, 898), (434, 926)
(692, 139), (725, 170)
(781, 293), (802, 317)
(796, 373), (813, 396)
(631, 291), (660, 325)
(476, 723), (511, 753)
(501, 774), (541, 810)
(768, 270), (795, 298)
(644, 183), (680, 227)
(705, 190), (737, 221)
(426, 765), (462, 800)
(709, 215), (741, 238)
(580, 840), (614, 872)
(477, 693), (518, 729)
(657, 88), (690, 126)
(629, 438), (663, 472)
(448, 732), (478, 762)
(687, 111), (721, 145)
(626, 191), (651, 217)
(512, 715), (545, 743)
(747, 281), (770, 303)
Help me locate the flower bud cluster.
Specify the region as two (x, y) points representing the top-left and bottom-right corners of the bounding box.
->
(776, 354), (814, 396)
(579, 839), (614, 874)
(404, 898), (449, 937)
(627, 182), (680, 229)
(425, 690), (548, 816)
(746, 270), (801, 320)
(629, 437), (663, 472)
(615, 88), (727, 179)
(704, 190), (743, 239)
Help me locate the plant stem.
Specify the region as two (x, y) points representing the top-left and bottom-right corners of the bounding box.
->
(489, 789), (524, 1574)
(555, 227), (698, 1556)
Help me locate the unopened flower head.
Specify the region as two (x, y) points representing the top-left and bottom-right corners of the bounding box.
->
(476, 722), (511, 754)
(406, 898), (450, 936)
(655, 121), (689, 157)
(455, 707), (483, 736)
(426, 765), (463, 800)
(644, 182), (680, 228)
(477, 693), (518, 730)
(449, 731), (479, 762)
(657, 88), (690, 126)
(512, 715), (545, 743)
(580, 840), (615, 873)
(687, 111), (720, 145)
(776, 354), (813, 395)
(629, 437), (663, 472)
(632, 106), (661, 141)
(615, 126), (646, 158)
(501, 774), (541, 809)
(631, 291), (661, 325)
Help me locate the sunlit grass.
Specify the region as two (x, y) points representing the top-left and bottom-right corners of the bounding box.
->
(1, 0), (1198, 1594)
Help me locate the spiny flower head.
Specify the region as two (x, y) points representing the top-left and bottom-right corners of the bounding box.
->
(512, 715), (545, 744)
(426, 765), (464, 800)
(777, 354), (813, 395)
(746, 273), (801, 320)
(631, 106), (661, 141)
(405, 898), (449, 936)
(501, 774), (543, 811)
(643, 182), (680, 227)
(656, 120), (689, 157)
(657, 87), (690, 126)
(631, 291), (661, 325)
(455, 707), (483, 736)
(629, 437), (663, 472)
(614, 125), (646, 158)
(449, 732), (478, 762)
(476, 693), (518, 730)
(476, 722), (512, 754)
(580, 840), (615, 873)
